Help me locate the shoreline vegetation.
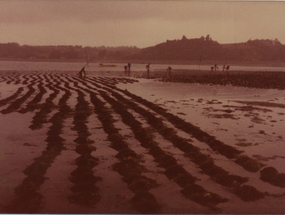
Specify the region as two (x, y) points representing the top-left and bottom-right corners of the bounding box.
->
(1, 36), (285, 66)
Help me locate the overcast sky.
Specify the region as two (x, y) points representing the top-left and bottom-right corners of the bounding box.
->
(1, 1), (285, 48)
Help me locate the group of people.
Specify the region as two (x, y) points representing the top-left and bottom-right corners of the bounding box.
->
(79, 62), (231, 78)
(211, 64), (230, 71)
(123, 63), (173, 78)
(78, 61), (173, 78)
(124, 62), (153, 78)
(223, 65), (230, 71)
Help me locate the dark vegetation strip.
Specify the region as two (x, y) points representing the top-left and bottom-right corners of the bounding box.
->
(1, 83), (36, 114)
(22, 74), (31, 85)
(79, 87), (161, 214)
(8, 73), (21, 85)
(5, 75), (14, 84)
(104, 88), (248, 184)
(68, 77), (162, 213)
(109, 83), (263, 173)
(98, 86), (265, 202)
(29, 83), (60, 130)
(18, 82), (47, 113)
(68, 87), (101, 207)
(97, 89), (230, 211)
(27, 73), (68, 129)
(0, 76), (6, 83)
(87, 77), (261, 173)
(82, 76), (266, 201)
(4, 86), (71, 213)
(160, 71), (285, 90)
(72, 76), (232, 210)
(260, 167), (285, 188)
(67, 78), (160, 211)
(0, 87), (24, 107)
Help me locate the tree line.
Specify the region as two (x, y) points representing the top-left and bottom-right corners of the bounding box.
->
(0, 43), (139, 61)
(1, 35), (285, 62)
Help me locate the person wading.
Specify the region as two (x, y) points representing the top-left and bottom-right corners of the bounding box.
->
(127, 62), (131, 76)
(78, 66), (86, 78)
(146, 63), (150, 78)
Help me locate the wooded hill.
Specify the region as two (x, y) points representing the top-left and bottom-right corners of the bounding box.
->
(1, 35), (285, 63)
(133, 35), (285, 62)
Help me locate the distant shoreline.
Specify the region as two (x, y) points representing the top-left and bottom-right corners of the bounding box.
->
(1, 58), (285, 68)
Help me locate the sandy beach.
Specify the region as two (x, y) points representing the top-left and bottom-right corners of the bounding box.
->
(0, 70), (284, 214)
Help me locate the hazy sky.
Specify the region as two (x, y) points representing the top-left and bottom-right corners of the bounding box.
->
(1, 1), (285, 48)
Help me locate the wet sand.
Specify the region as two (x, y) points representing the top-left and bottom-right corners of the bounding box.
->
(0, 70), (284, 214)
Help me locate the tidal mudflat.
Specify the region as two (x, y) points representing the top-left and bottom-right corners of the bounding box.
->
(0, 70), (284, 214)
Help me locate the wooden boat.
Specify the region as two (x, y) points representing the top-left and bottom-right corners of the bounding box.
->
(99, 63), (117, 67)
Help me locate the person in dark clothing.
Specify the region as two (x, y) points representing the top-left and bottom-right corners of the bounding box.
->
(127, 62), (131, 76)
(167, 66), (172, 76)
(124, 65), (128, 76)
(78, 66), (86, 78)
(146, 63), (150, 78)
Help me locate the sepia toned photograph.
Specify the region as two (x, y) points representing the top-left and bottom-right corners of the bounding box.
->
(0, 0), (285, 214)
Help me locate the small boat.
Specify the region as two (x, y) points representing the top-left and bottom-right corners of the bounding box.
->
(99, 63), (117, 67)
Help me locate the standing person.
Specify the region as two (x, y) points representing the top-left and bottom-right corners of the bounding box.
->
(127, 62), (131, 76)
(167, 66), (172, 76)
(146, 63), (150, 78)
(124, 65), (128, 76)
(78, 66), (86, 78)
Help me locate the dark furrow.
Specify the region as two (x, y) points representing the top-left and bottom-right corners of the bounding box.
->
(68, 88), (101, 207)
(4, 96), (70, 213)
(0, 87), (24, 107)
(18, 82), (48, 113)
(98, 79), (264, 173)
(76, 76), (266, 201)
(79, 87), (162, 214)
(105, 89), (249, 186)
(69, 79), (162, 213)
(97, 89), (229, 211)
(70, 77), (230, 211)
(1, 84), (36, 114)
(29, 83), (60, 130)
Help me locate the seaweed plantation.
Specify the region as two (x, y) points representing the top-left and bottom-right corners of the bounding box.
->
(0, 72), (284, 214)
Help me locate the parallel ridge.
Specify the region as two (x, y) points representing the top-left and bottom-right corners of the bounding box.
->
(76, 75), (266, 202)
(1, 72), (283, 214)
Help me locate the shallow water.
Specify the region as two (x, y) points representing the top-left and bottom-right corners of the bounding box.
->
(0, 60), (285, 73)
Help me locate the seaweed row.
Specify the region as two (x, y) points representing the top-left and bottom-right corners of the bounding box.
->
(111, 84), (263, 173)
(97, 89), (229, 211)
(66, 77), (160, 212)
(79, 85), (162, 213)
(75, 76), (267, 200)
(1, 83), (36, 114)
(18, 82), (47, 113)
(67, 84), (102, 207)
(4, 83), (71, 213)
(160, 71), (285, 90)
(0, 87), (24, 107)
(73, 77), (230, 211)
(29, 83), (60, 130)
(97, 76), (285, 188)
